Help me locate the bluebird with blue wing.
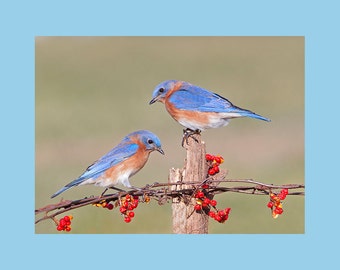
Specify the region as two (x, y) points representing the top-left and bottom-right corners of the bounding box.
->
(149, 80), (270, 143)
(51, 130), (164, 198)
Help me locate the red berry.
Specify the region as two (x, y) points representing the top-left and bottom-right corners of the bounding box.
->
(120, 206), (127, 213)
(123, 200), (129, 208)
(209, 211), (216, 218)
(214, 215), (222, 222)
(225, 208), (231, 215)
(274, 207), (283, 215)
(218, 210), (225, 217)
(206, 154), (214, 161)
(210, 200), (217, 207)
(267, 201), (274, 208)
(131, 201), (138, 209)
(196, 191), (204, 198)
(128, 211), (135, 218)
(222, 215), (229, 222)
(208, 168), (216, 175)
(279, 193), (286, 200)
(59, 219), (66, 227)
(57, 225), (63, 231)
(202, 203), (208, 208)
(124, 216), (131, 223)
(194, 204), (202, 211)
(63, 216), (70, 222)
(216, 155), (224, 164)
(106, 203), (114, 210)
(65, 226), (71, 232)
(281, 188), (289, 195)
(203, 198), (210, 205)
(125, 194), (131, 201)
(214, 166), (220, 173)
(202, 184), (209, 189)
(214, 156), (221, 164)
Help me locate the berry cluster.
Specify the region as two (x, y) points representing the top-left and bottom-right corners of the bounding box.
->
(267, 188), (289, 218)
(93, 200), (114, 210)
(194, 189), (217, 210)
(56, 215), (73, 232)
(119, 194), (139, 223)
(194, 186), (231, 223)
(208, 208), (231, 223)
(206, 154), (224, 175)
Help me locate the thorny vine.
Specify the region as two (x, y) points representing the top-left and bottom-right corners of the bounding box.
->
(35, 177), (304, 225)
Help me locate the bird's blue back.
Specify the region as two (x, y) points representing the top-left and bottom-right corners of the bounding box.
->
(168, 85), (234, 112)
(168, 84), (270, 121)
(64, 140), (138, 188)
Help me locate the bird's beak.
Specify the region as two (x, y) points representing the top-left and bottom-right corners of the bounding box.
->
(156, 147), (165, 155)
(149, 96), (159, 105)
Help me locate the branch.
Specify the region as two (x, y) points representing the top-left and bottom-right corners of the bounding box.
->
(35, 177), (304, 225)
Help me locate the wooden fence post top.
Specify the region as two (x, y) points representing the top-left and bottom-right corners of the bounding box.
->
(170, 133), (209, 234)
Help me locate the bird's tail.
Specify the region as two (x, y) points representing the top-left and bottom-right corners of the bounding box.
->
(230, 106), (271, 122)
(51, 186), (72, 198)
(50, 177), (87, 198)
(243, 111), (271, 122)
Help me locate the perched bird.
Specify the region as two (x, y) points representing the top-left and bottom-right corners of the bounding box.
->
(149, 80), (270, 134)
(51, 130), (164, 198)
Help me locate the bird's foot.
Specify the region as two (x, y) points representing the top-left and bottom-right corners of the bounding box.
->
(182, 129), (201, 147)
(100, 188), (109, 197)
(100, 186), (126, 197)
(130, 185), (143, 191)
(110, 186), (126, 192)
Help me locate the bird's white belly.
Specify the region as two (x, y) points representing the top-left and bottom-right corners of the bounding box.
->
(80, 169), (134, 188)
(178, 113), (238, 131)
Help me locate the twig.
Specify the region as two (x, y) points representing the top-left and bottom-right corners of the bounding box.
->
(35, 178), (304, 225)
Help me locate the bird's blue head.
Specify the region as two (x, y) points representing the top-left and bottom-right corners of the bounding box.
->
(131, 130), (164, 155)
(149, 80), (182, 104)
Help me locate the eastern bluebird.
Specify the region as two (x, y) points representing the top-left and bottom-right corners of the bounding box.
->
(51, 130), (164, 198)
(149, 80), (270, 134)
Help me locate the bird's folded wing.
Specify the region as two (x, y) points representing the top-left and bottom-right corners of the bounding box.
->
(76, 143), (139, 181)
(168, 86), (235, 112)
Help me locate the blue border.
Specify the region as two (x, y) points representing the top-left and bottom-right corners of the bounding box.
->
(2, 0), (337, 269)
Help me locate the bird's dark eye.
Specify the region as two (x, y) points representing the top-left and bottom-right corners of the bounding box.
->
(159, 88), (164, 93)
(147, 139), (154, 144)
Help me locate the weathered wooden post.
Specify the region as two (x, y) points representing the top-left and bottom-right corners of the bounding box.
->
(170, 133), (209, 234)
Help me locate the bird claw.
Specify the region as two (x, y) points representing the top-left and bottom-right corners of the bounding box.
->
(110, 186), (126, 192)
(181, 129), (201, 147)
(131, 185), (143, 191)
(100, 188), (109, 197)
(100, 186), (126, 197)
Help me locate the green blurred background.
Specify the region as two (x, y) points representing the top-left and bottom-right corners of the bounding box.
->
(35, 36), (304, 234)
